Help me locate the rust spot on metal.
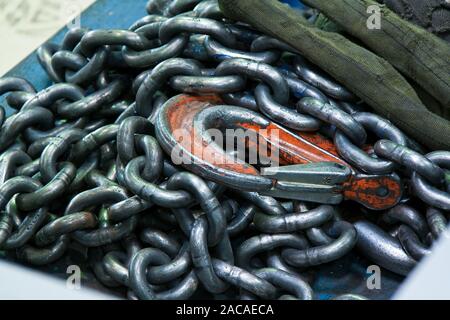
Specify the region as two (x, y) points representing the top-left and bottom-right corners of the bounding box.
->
(343, 176), (402, 210)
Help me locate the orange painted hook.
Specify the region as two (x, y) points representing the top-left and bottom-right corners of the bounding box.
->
(155, 94), (402, 210)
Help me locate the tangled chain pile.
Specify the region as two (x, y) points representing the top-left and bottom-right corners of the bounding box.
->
(0, 0), (449, 300)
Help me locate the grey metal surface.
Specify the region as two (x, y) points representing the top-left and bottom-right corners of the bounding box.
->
(0, 260), (117, 300)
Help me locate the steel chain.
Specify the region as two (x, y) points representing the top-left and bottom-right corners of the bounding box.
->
(0, 0), (448, 300)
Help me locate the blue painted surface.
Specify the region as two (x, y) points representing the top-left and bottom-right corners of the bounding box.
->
(282, 0), (306, 9)
(1, 0), (402, 300)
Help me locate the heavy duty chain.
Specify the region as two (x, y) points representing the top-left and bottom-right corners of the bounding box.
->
(0, 0), (449, 300)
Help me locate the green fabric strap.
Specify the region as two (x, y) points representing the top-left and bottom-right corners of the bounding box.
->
(313, 13), (343, 33)
(218, 0), (450, 150)
(302, 0), (450, 109)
